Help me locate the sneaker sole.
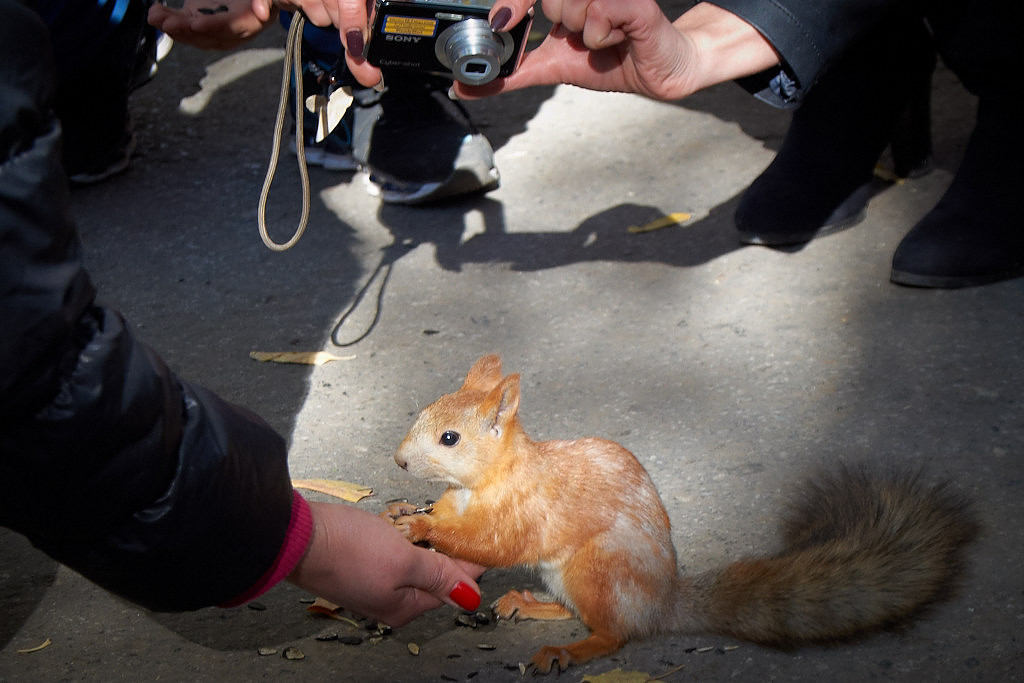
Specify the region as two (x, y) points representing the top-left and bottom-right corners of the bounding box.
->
(69, 134), (137, 185)
(289, 139), (360, 172)
(372, 169), (500, 205)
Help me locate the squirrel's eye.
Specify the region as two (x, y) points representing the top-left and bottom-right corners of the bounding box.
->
(439, 430), (460, 447)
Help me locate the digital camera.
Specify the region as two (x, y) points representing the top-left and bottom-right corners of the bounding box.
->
(365, 0), (533, 85)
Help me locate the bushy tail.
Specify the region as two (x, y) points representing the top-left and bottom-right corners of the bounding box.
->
(686, 464), (977, 646)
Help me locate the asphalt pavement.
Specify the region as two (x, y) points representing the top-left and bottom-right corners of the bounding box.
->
(2, 14), (1022, 683)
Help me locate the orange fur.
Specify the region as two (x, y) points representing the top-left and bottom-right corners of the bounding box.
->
(386, 355), (977, 673)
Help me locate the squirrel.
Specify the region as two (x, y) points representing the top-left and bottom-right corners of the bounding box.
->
(384, 355), (977, 674)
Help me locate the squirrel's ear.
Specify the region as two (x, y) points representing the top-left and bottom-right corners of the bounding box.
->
(462, 354), (503, 392)
(482, 373), (520, 437)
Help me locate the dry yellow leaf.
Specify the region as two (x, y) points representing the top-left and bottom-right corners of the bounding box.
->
(582, 663), (686, 683)
(582, 668), (653, 683)
(17, 638), (51, 654)
(249, 351), (355, 366)
(310, 596), (341, 612)
(873, 163), (907, 184)
(306, 597), (360, 628)
(627, 212), (692, 234)
(292, 478), (373, 502)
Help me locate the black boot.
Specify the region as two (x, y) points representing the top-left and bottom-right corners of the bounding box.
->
(890, 97), (1024, 287)
(735, 19), (935, 246)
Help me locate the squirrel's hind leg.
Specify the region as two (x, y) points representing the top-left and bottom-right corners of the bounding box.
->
(528, 631), (626, 674)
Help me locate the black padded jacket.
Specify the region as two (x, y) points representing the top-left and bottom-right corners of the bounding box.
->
(704, 0), (916, 104)
(0, 0), (294, 611)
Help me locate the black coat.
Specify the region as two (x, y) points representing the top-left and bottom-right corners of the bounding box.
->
(0, 0), (293, 611)
(706, 0), (1018, 106)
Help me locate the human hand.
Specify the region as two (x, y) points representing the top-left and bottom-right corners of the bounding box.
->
(265, 0), (383, 88)
(148, 0), (277, 50)
(458, 1), (779, 101)
(287, 502), (484, 626)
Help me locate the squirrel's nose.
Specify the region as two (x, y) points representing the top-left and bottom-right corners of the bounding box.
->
(394, 453), (408, 470)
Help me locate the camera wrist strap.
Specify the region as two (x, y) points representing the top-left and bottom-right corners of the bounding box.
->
(257, 13), (311, 251)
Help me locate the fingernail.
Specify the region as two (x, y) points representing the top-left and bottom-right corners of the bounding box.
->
(346, 29), (364, 59)
(447, 85), (459, 100)
(490, 6), (512, 32)
(373, 76), (386, 93)
(449, 581), (481, 611)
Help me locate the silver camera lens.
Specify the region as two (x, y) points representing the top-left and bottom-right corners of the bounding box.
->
(435, 18), (513, 85)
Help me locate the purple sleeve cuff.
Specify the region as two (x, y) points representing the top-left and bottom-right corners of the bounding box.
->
(219, 490), (314, 607)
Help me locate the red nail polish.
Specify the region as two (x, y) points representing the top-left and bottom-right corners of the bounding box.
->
(449, 581), (481, 611)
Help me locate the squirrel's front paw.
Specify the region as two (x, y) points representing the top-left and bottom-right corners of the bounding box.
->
(382, 501), (421, 521)
(396, 515), (432, 544)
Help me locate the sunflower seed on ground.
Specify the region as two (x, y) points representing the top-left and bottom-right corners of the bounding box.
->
(369, 622), (392, 636)
(455, 614), (478, 628)
(407, 642), (420, 655)
(256, 647), (278, 656)
(282, 647), (305, 660)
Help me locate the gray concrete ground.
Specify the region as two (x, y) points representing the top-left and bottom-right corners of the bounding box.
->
(2, 9), (1023, 682)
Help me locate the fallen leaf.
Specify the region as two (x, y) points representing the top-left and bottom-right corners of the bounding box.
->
(307, 596), (341, 613)
(250, 351), (356, 366)
(17, 638), (51, 654)
(582, 663), (686, 683)
(292, 478), (373, 502)
(627, 212), (692, 234)
(649, 663), (686, 680)
(582, 668), (653, 683)
(306, 598), (362, 628)
(873, 163), (907, 184)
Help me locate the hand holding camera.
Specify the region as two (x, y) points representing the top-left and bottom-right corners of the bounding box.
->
(365, 0), (533, 85)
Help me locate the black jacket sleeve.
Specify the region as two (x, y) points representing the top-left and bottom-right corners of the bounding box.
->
(702, 0), (912, 104)
(0, 0), (295, 612)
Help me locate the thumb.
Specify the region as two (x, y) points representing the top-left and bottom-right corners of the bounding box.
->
(250, 0), (273, 22)
(454, 32), (568, 98)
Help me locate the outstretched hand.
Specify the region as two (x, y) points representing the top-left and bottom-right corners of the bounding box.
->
(149, 0), (384, 86)
(268, 0), (383, 87)
(459, 0), (779, 101)
(148, 0), (277, 50)
(469, 0), (696, 99)
(287, 502), (484, 627)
